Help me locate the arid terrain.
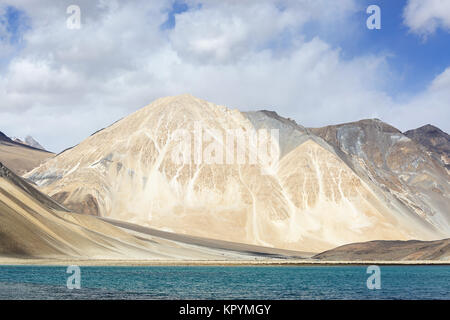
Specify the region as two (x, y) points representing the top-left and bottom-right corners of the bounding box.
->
(0, 161), (283, 261)
(0, 95), (449, 264)
(1, 158), (448, 264)
(25, 95), (450, 253)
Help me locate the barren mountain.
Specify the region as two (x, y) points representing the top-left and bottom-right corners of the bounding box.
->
(311, 119), (450, 239)
(0, 131), (54, 175)
(313, 238), (450, 261)
(25, 95), (450, 252)
(404, 124), (450, 168)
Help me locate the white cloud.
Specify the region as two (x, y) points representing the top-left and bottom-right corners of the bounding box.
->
(390, 67), (450, 132)
(170, 0), (358, 64)
(0, 0), (448, 153)
(403, 0), (450, 36)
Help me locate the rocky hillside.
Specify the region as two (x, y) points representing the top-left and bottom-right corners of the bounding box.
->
(404, 124), (450, 168)
(311, 119), (450, 240)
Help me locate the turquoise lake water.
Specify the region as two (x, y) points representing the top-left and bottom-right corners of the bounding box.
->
(0, 265), (448, 299)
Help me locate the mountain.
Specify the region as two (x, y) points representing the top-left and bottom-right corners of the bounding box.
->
(0, 131), (54, 175)
(12, 137), (24, 144)
(0, 131), (13, 143)
(12, 135), (46, 151)
(404, 124), (450, 168)
(25, 95), (450, 252)
(24, 135), (46, 151)
(1, 161), (275, 260)
(313, 238), (450, 261)
(310, 119), (450, 239)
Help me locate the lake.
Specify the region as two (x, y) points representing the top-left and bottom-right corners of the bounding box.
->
(0, 265), (448, 299)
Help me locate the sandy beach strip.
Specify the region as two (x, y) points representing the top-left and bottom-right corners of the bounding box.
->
(0, 258), (449, 267)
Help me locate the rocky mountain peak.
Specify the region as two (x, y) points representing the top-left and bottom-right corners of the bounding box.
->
(24, 136), (46, 151)
(0, 131), (13, 143)
(404, 124), (450, 166)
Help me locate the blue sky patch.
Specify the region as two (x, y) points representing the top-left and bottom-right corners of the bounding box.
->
(160, 0), (190, 30)
(337, 0), (450, 98)
(0, 5), (29, 45)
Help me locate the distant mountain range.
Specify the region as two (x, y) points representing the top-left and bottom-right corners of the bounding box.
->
(0, 131), (47, 151)
(12, 136), (47, 151)
(0, 132), (13, 143)
(0, 131), (53, 175)
(20, 95), (449, 254)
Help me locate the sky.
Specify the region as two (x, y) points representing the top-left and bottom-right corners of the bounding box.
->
(0, 0), (449, 152)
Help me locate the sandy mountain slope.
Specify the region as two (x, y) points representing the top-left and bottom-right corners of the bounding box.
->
(0, 131), (53, 175)
(0, 162), (266, 260)
(25, 95), (449, 252)
(313, 238), (450, 261)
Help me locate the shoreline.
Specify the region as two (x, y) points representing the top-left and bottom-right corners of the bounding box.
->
(0, 258), (448, 267)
